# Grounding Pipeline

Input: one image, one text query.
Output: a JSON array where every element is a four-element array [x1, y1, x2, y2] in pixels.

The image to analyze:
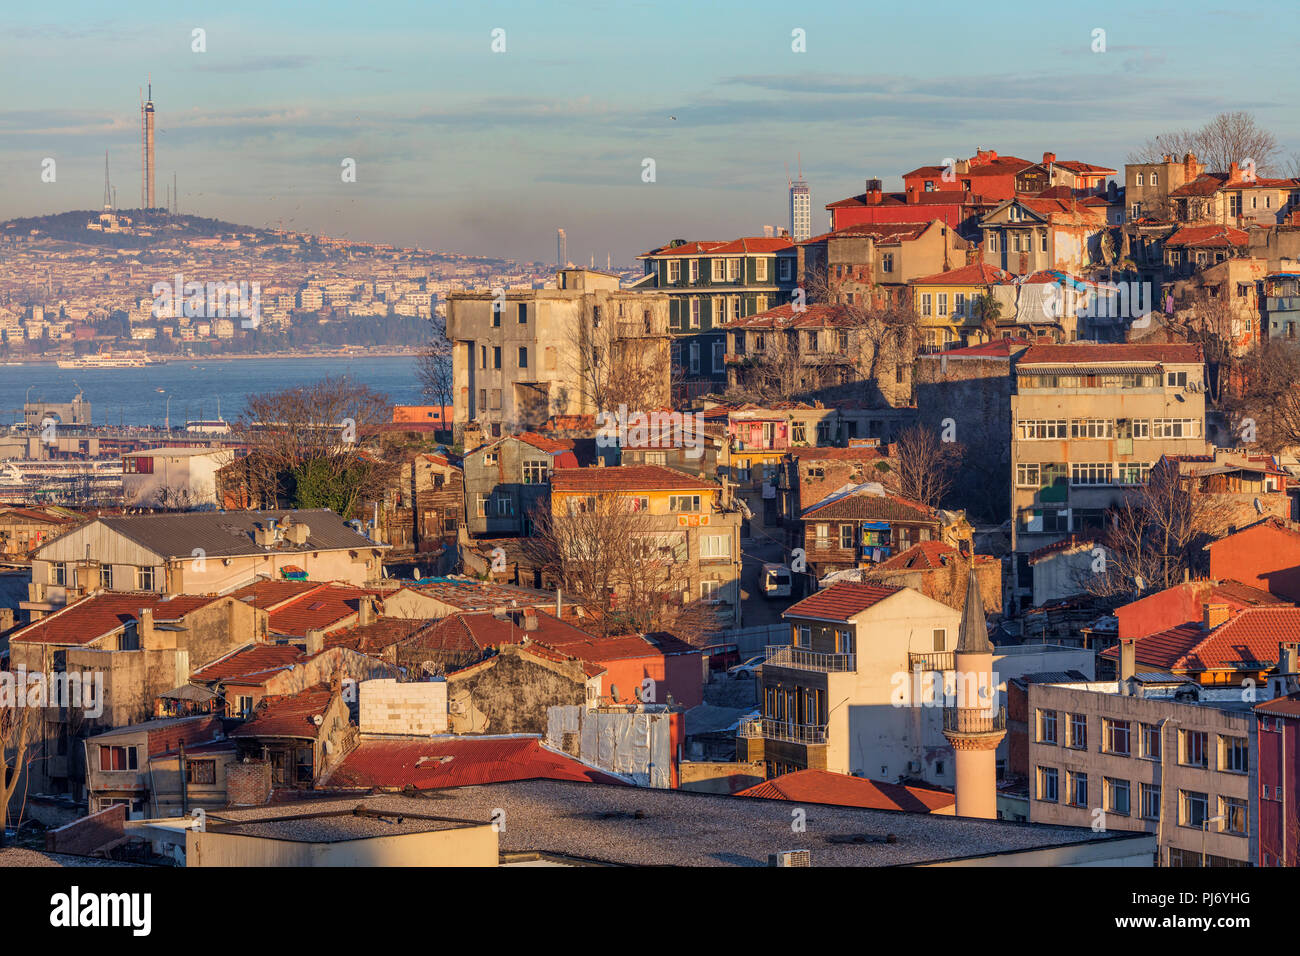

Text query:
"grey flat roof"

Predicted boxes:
[[95, 509, 381, 559], [206, 806, 482, 843], [209, 783, 1145, 866]]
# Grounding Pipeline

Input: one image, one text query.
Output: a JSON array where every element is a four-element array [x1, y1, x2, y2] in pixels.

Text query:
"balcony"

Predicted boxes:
[[743, 718, 828, 744], [765, 644, 855, 673], [942, 705, 1007, 736], [908, 651, 954, 672]]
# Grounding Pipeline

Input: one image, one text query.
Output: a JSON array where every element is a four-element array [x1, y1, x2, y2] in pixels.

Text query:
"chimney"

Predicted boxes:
[[555, 588, 562, 618], [1203, 603, 1232, 631], [523, 609, 538, 631], [137, 606, 156, 648], [1118, 638, 1136, 685], [1281, 641, 1299, 677], [1042, 151, 1056, 165], [358, 594, 375, 626], [305, 628, 325, 655], [1228, 161, 1241, 183], [866, 178, 883, 204], [1162, 154, 1173, 163]]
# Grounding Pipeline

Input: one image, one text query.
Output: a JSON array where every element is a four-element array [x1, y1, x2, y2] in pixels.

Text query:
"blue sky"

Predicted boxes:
[[2, 0, 1297, 264]]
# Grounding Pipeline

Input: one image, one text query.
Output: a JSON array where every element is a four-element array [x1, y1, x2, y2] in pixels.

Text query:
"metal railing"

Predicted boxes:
[[748, 718, 828, 745], [943, 705, 1007, 736], [765, 644, 855, 673], [908, 651, 954, 672]]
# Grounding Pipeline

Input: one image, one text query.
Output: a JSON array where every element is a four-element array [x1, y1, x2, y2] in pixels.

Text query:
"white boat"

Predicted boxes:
[[56, 354, 166, 369]]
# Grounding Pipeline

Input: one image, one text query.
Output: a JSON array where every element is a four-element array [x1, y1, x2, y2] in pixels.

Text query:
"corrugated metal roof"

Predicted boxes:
[[87, 509, 380, 560]]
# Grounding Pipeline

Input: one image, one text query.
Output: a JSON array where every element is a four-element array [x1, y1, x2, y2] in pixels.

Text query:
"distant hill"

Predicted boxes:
[[0, 209, 276, 249]]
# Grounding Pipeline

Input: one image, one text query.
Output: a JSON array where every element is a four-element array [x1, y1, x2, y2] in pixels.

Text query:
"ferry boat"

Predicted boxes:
[[56, 354, 166, 369]]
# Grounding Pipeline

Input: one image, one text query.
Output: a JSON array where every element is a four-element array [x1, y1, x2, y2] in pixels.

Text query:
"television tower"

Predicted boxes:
[[556, 228, 567, 269], [789, 155, 811, 242], [140, 77, 156, 209], [103, 152, 112, 210]]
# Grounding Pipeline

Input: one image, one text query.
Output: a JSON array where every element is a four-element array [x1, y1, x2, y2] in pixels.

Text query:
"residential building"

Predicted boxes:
[[1255, 646, 1300, 866], [798, 482, 946, 581], [84, 715, 234, 818], [978, 196, 1107, 277], [910, 263, 1015, 350], [1125, 153, 1207, 221], [228, 685, 355, 789], [635, 237, 798, 398], [24, 509, 385, 618], [460, 432, 579, 538], [121, 447, 234, 508], [797, 219, 970, 309], [1206, 520, 1300, 600], [1009, 343, 1209, 593], [445, 268, 671, 439]]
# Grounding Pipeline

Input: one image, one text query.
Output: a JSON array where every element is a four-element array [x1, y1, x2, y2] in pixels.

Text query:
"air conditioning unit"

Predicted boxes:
[[769, 849, 811, 867]]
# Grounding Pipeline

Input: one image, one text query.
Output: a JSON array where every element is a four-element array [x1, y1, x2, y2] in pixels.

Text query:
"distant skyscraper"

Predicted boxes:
[[556, 228, 567, 269], [789, 169, 811, 242], [140, 79, 156, 209]]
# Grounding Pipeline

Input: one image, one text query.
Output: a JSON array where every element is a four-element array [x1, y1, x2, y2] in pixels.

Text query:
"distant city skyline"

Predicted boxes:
[[3, 0, 1298, 264]]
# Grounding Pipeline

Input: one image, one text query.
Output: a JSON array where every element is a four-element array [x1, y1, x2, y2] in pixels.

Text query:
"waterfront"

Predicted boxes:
[[1, 355, 423, 427]]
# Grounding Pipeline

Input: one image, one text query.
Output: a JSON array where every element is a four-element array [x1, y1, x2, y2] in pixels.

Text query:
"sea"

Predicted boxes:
[[0, 355, 423, 428]]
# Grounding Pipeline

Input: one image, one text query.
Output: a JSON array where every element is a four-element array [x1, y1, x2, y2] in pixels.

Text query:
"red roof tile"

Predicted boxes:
[[912, 263, 1015, 285], [190, 644, 306, 682], [784, 582, 902, 622], [325, 736, 626, 790], [12, 592, 222, 646], [1165, 224, 1250, 248], [1018, 343, 1203, 365], [551, 465, 716, 493], [737, 769, 955, 813], [230, 687, 336, 740]]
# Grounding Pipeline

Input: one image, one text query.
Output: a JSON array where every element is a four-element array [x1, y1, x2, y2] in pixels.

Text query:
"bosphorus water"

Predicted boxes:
[[0, 355, 423, 427]]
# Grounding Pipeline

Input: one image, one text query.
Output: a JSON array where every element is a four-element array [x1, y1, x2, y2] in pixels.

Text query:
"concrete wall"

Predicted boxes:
[[187, 823, 498, 867], [45, 803, 126, 856], [678, 760, 765, 794]]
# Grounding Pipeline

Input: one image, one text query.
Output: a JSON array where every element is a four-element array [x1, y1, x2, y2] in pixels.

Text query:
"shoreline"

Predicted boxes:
[[3, 348, 422, 365]]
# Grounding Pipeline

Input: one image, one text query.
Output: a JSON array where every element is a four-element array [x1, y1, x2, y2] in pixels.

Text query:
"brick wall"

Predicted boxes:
[[45, 803, 125, 856], [359, 679, 448, 736], [226, 759, 272, 806]]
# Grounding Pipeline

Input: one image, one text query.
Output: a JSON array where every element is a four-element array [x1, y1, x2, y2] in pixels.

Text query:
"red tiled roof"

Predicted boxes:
[[228, 579, 324, 610], [414, 609, 598, 659], [551, 465, 715, 493], [12, 592, 222, 646], [1106, 605, 1300, 672], [190, 644, 306, 682], [784, 582, 902, 622], [1169, 174, 1228, 197], [513, 432, 575, 455], [802, 487, 935, 522], [737, 769, 955, 813], [924, 337, 1032, 358], [324, 618, 430, 654], [788, 445, 890, 462], [1028, 534, 1096, 564], [264, 583, 377, 638], [800, 222, 931, 245], [1256, 693, 1300, 718], [1018, 343, 1204, 365], [1165, 224, 1250, 248], [229, 687, 336, 740], [723, 303, 854, 330], [912, 263, 1015, 286], [639, 237, 793, 258], [874, 541, 980, 572], [325, 736, 627, 790]]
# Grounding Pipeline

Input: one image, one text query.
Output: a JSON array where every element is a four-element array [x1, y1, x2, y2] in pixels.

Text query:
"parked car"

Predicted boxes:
[[727, 655, 766, 679], [761, 562, 792, 598]]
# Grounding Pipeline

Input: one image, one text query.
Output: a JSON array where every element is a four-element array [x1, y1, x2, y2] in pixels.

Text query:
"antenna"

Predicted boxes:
[[785, 161, 791, 188], [797, 152, 803, 180]]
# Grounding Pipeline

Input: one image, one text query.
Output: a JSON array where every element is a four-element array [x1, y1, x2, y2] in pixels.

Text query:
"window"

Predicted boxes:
[[921, 294, 932, 316], [1067, 771, 1088, 807], [186, 760, 216, 785], [700, 535, 730, 559], [1180, 789, 1209, 828], [99, 745, 138, 772], [1070, 419, 1113, 439], [987, 234, 997, 252], [1181, 730, 1208, 768], [493, 495, 515, 517], [1015, 463, 1041, 488], [755, 258, 768, 281], [491, 305, 501, 327], [778, 258, 793, 281], [522, 460, 549, 484], [1104, 719, 1131, 756], [1166, 370, 1188, 388], [1116, 462, 1152, 485], [1220, 796, 1247, 835], [881, 253, 894, 274], [795, 624, 811, 647], [518, 346, 528, 368], [493, 347, 502, 369], [138, 566, 156, 590], [235, 695, 254, 718], [690, 299, 701, 329], [484, 452, 499, 466], [1037, 766, 1059, 802], [814, 523, 830, 549], [712, 341, 725, 372], [1017, 419, 1067, 440], [99, 565, 113, 589], [701, 580, 722, 603], [1220, 735, 1248, 773], [475, 493, 490, 517], [689, 342, 700, 373], [517, 302, 527, 324], [669, 495, 701, 513], [1150, 172, 1158, 186], [932, 628, 946, 652], [838, 524, 855, 550], [52, 562, 67, 586], [937, 294, 948, 316], [1140, 722, 1162, 759], [689, 259, 700, 282], [667, 260, 681, 282], [712, 258, 725, 281], [791, 421, 806, 444], [1038, 709, 1058, 744], [1135, 173, 1144, 186], [1068, 713, 1087, 749], [1105, 777, 1131, 815], [1071, 462, 1112, 486], [1040, 232, 1048, 253], [1153, 418, 1198, 439], [1140, 783, 1162, 820]]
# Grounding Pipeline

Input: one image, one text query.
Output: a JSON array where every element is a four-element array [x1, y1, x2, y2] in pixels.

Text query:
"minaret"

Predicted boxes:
[[942, 561, 1004, 819]]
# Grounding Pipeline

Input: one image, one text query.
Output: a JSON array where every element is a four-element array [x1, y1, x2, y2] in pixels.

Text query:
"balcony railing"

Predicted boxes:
[[942, 705, 1007, 736], [908, 651, 955, 672], [765, 644, 855, 673], [750, 718, 828, 745]]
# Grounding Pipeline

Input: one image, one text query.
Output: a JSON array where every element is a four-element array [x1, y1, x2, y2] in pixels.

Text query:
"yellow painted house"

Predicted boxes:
[[910, 262, 1015, 351]]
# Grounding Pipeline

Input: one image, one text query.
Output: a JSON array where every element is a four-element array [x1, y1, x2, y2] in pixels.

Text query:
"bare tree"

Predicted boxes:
[[0, 702, 34, 847], [1129, 111, 1281, 174], [417, 315, 454, 417], [1225, 341, 1300, 453], [560, 306, 671, 418], [522, 494, 723, 645], [884, 424, 962, 508], [1080, 459, 1235, 600], [723, 324, 834, 405], [1165, 288, 1240, 405], [232, 377, 398, 518]]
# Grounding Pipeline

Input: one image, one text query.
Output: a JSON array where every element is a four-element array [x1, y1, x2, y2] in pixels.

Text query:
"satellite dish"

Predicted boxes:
[[312, 714, 323, 725], [1255, 497, 1264, 514]]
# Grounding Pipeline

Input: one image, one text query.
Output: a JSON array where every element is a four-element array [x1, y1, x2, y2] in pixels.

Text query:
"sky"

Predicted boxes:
[[2, 0, 1298, 265]]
